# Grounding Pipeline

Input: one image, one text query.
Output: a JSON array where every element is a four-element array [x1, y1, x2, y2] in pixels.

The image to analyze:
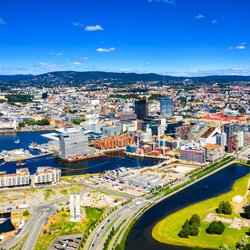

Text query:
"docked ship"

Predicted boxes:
[[65, 152, 104, 163]]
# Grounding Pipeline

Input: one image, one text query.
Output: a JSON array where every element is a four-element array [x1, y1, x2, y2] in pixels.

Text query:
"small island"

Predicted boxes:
[[152, 174, 250, 249]]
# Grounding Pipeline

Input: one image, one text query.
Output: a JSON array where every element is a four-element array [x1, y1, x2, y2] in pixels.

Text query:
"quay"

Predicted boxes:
[[0, 149, 53, 163]]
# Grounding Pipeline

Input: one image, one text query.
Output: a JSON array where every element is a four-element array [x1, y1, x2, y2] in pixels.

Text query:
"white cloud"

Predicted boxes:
[[148, 0, 175, 4], [72, 57, 89, 65], [34, 62, 63, 72], [119, 68, 133, 72], [164, 67, 250, 77], [96, 47, 116, 53], [73, 21, 84, 27], [194, 14, 205, 20], [0, 65, 27, 74], [0, 18, 6, 25], [49, 52, 63, 56], [229, 43, 247, 50], [212, 19, 218, 24], [85, 25, 104, 31]]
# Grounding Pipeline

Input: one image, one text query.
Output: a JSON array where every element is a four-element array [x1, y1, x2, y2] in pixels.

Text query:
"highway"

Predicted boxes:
[[83, 197, 151, 250], [22, 206, 56, 250], [1, 151, 246, 250], [1, 183, 135, 250], [237, 145, 250, 161], [2, 212, 40, 249]]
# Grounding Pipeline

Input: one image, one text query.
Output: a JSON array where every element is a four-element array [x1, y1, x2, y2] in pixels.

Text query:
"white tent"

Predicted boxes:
[[232, 195, 243, 203]]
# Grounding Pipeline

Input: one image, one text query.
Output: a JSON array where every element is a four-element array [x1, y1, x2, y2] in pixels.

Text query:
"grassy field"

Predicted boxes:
[[152, 174, 250, 249], [34, 207, 104, 250]]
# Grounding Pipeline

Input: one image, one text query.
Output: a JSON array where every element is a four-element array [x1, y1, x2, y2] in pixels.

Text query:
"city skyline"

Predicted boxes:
[[0, 0, 250, 76]]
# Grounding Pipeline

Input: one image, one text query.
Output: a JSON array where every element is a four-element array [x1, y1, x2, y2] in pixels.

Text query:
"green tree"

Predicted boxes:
[[244, 205, 250, 218], [243, 244, 250, 250], [206, 221, 225, 235], [18, 122, 25, 129], [216, 201, 232, 215], [178, 226, 190, 238], [189, 223, 199, 236], [182, 219, 190, 228], [190, 214, 201, 227], [23, 210, 29, 216], [223, 201, 232, 215]]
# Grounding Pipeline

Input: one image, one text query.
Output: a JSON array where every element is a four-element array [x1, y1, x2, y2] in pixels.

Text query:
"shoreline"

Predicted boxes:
[[0, 128, 55, 134], [152, 171, 250, 249], [119, 158, 240, 249]]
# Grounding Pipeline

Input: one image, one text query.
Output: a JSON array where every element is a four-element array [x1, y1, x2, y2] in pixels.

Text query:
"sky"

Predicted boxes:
[[0, 0, 250, 76]]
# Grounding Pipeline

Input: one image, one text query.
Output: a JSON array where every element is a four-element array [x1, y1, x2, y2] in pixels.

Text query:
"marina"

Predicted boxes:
[[0, 131, 160, 176]]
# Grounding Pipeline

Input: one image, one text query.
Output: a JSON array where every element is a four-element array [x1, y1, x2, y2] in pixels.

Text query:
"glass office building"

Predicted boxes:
[[160, 98, 173, 117], [134, 99, 148, 120]]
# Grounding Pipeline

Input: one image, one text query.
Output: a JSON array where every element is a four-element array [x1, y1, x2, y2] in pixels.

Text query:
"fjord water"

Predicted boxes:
[[125, 164, 250, 250], [0, 131, 158, 176], [0, 213, 15, 234]]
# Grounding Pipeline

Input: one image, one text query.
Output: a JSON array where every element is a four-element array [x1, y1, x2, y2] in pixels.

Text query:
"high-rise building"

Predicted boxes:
[[70, 195, 81, 222], [216, 132, 227, 147], [59, 130, 91, 160], [227, 135, 238, 153], [160, 98, 173, 117], [223, 123, 235, 141], [134, 99, 148, 120], [237, 131, 244, 148]]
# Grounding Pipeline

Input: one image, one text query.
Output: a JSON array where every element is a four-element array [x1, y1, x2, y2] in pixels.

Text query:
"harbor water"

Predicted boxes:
[[0, 131, 159, 176]]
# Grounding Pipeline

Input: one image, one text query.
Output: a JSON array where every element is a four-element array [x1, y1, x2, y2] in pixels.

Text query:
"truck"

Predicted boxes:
[[16, 204, 29, 209]]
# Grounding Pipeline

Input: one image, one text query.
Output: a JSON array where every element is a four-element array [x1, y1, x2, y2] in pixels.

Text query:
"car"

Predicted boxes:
[[107, 219, 110, 222], [101, 226, 104, 229], [92, 243, 94, 247]]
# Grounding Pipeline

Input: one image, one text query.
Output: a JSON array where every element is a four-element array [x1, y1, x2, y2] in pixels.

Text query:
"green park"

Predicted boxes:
[[152, 174, 250, 249]]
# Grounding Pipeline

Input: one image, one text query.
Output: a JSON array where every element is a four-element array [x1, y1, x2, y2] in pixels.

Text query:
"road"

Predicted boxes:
[[83, 197, 151, 250], [237, 145, 250, 161], [1, 183, 135, 250], [2, 212, 40, 249], [1, 152, 244, 250]]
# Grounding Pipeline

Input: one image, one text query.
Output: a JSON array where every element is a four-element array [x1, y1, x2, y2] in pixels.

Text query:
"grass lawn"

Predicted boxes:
[[34, 207, 104, 250], [152, 174, 250, 249]]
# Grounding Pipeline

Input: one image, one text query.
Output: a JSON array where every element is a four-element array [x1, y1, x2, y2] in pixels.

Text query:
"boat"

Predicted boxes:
[[14, 139, 20, 144], [0, 218, 7, 224], [28, 142, 37, 150], [16, 161, 27, 166], [0, 162, 6, 167]]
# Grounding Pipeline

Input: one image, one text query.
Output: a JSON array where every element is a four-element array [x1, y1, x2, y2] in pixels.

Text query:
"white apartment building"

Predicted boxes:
[[33, 166, 61, 186], [0, 168, 30, 188]]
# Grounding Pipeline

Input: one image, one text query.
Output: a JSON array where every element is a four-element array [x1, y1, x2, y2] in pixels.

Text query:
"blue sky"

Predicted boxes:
[[0, 0, 250, 76]]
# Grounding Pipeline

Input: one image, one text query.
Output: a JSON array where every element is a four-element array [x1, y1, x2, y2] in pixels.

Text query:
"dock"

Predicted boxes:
[[124, 151, 172, 160]]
